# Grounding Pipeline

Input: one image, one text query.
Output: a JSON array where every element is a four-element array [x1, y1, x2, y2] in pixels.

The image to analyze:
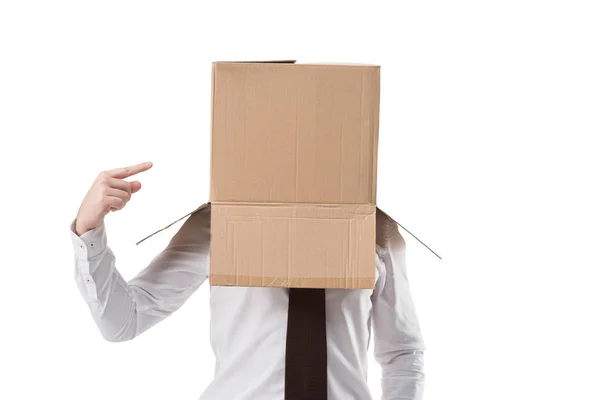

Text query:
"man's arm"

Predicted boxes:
[[70, 205, 210, 342], [371, 210, 426, 400]]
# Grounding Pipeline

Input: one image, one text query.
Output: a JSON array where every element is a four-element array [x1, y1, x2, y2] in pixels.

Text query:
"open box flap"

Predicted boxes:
[[135, 202, 210, 245], [135, 202, 441, 260], [214, 60, 296, 64], [377, 207, 442, 260]]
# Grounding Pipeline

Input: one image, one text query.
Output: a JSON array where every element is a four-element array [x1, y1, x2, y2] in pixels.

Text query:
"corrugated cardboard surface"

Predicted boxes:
[[210, 62, 380, 289], [210, 62, 380, 204], [211, 203, 376, 288]]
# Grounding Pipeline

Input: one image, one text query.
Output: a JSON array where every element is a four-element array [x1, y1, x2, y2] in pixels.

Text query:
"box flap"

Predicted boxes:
[[214, 60, 296, 64], [377, 207, 442, 260], [210, 203, 376, 288], [135, 202, 210, 245], [134, 203, 441, 260]]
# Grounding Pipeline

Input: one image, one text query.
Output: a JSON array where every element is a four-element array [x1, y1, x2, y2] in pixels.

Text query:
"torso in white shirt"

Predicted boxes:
[[200, 260, 382, 400]]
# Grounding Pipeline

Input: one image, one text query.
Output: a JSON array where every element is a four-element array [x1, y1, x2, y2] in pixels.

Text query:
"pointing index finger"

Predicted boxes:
[[109, 161, 153, 179]]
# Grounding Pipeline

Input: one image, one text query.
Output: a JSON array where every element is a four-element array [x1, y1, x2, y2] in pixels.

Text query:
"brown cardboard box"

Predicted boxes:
[[137, 61, 438, 289]]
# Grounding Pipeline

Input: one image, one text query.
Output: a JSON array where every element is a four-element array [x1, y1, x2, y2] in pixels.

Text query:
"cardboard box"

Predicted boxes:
[[137, 61, 439, 289]]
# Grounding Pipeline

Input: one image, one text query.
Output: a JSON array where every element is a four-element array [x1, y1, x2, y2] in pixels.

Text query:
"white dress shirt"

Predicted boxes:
[[70, 204, 425, 400]]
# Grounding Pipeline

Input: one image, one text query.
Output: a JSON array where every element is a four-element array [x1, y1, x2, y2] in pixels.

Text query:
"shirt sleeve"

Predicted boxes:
[[69, 205, 211, 342], [371, 210, 426, 400]]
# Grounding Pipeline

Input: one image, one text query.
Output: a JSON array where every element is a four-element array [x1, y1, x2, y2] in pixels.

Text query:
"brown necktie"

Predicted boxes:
[[284, 288, 328, 399]]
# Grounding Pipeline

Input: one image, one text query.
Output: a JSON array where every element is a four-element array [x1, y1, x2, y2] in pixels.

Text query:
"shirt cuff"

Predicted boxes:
[[70, 218, 107, 260]]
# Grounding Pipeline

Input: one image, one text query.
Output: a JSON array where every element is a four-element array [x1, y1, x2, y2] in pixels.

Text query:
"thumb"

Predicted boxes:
[[130, 181, 142, 193]]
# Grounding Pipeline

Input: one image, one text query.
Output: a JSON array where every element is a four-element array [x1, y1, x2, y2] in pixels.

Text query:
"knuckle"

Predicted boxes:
[[97, 171, 109, 183]]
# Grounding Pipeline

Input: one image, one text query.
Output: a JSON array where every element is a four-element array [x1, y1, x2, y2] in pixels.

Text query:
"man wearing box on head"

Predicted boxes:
[[71, 61, 429, 400]]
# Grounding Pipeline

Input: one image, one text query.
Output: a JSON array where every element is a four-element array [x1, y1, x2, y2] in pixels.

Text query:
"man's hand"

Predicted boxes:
[[75, 161, 153, 236]]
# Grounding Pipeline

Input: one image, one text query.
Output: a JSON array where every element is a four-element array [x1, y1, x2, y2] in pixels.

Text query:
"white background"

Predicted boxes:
[[1, 1, 599, 399]]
